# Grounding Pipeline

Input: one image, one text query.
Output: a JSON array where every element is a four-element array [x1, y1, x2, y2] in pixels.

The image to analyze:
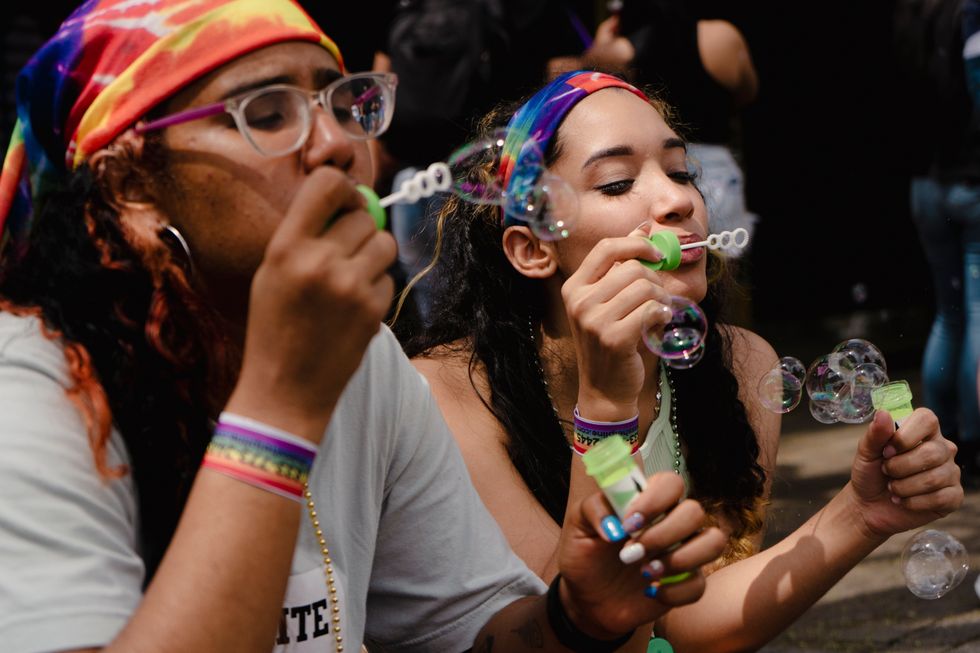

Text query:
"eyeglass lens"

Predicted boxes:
[[239, 77, 390, 155]]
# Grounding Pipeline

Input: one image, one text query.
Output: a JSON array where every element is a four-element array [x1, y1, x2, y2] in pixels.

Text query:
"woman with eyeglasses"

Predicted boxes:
[[399, 70, 965, 651], [0, 2, 730, 653]]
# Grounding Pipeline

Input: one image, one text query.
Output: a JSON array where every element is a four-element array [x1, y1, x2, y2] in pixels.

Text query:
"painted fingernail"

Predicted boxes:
[[619, 541, 645, 564], [641, 560, 665, 580], [622, 512, 645, 533], [600, 516, 626, 542], [883, 445, 897, 459], [644, 584, 659, 598], [658, 571, 693, 586]]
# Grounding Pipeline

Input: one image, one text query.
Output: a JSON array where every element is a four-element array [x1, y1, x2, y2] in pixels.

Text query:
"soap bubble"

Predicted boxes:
[[506, 171, 579, 241], [833, 338, 887, 374], [808, 399, 841, 424], [805, 354, 849, 404], [758, 356, 806, 414], [664, 341, 704, 370], [642, 297, 708, 369], [901, 530, 969, 600], [846, 363, 889, 421], [446, 129, 515, 205], [446, 131, 579, 240]]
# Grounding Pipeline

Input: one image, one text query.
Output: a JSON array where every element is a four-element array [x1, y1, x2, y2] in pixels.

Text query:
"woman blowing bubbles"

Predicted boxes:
[[399, 71, 964, 651], [0, 4, 726, 653]]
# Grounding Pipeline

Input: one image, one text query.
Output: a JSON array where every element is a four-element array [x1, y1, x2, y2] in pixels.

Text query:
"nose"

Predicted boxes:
[[650, 173, 697, 225], [302, 105, 356, 173]]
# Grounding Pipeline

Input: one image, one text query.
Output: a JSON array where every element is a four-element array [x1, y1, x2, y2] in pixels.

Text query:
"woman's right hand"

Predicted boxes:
[[561, 224, 669, 420], [228, 168, 397, 441]]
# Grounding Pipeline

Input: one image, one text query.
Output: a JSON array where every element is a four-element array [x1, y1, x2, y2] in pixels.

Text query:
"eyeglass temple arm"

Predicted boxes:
[[135, 102, 227, 133]]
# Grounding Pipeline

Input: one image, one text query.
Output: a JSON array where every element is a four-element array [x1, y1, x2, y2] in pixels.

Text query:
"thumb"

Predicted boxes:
[[856, 409, 896, 463]]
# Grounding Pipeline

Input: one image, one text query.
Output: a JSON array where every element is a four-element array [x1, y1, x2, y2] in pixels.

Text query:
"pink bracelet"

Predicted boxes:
[[201, 412, 318, 502]]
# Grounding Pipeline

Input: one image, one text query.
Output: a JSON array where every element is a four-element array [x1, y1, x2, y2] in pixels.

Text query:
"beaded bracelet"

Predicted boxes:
[[545, 574, 634, 652], [201, 412, 318, 503], [572, 406, 640, 455]]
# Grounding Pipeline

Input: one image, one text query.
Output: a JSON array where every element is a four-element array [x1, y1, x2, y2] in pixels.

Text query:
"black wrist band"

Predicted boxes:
[[545, 575, 635, 652]]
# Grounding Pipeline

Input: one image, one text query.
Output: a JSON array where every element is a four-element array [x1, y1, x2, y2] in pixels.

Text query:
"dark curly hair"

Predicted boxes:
[[0, 135, 233, 581], [396, 93, 767, 562]]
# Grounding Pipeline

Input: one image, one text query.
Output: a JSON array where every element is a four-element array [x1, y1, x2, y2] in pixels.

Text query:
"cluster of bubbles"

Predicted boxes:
[[901, 529, 970, 600], [756, 339, 890, 424], [640, 296, 708, 369], [446, 129, 578, 240]]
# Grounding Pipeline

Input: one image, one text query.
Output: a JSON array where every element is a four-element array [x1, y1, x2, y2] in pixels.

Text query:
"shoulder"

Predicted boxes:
[[721, 324, 781, 468], [697, 20, 758, 104], [0, 311, 71, 387], [722, 324, 777, 383], [411, 340, 509, 449]]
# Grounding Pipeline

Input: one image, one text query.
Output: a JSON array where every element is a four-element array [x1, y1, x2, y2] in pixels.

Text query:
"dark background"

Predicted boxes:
[[0, 0, 933, 372]]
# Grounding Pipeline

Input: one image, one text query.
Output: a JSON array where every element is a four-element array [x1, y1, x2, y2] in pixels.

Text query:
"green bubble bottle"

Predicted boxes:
[[582, 435, 646, 518]]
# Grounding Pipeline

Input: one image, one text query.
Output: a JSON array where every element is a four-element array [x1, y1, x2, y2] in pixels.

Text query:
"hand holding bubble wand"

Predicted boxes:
[[636, 228, 751, 369], [869, 381, 970, 601]]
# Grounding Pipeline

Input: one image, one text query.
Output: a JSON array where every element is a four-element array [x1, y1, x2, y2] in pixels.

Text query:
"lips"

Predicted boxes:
[[676, 233, 705, 265]]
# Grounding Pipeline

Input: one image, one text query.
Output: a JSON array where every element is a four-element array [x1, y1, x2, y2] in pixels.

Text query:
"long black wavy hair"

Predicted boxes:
[[396, 94, 768, 561], [0, 134, 232, 581]]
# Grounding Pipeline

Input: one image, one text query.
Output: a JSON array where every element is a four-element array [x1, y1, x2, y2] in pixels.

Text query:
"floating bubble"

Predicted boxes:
[[509, 171, 579, 241], [641, 297, 708, 368], [901, 529, 969, 600], [664, 341, 704, 370], [805, 354, 849, 404], [808, 399, 840, 424], [446, 129, 580, 239], [758, 367, 803, 413], [779, 356, 807, 384], [445, 129, 513, 204], [844, 362, 889, 422], [833, 338, 887, 374]]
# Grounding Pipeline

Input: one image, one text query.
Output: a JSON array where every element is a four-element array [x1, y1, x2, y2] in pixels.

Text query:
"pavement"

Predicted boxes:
[[757, 406, 980, 652]]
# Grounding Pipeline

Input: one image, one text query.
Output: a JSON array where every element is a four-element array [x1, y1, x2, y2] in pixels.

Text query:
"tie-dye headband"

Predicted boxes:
[[499, 70, 646, 226], [0, 0, 342, 258]]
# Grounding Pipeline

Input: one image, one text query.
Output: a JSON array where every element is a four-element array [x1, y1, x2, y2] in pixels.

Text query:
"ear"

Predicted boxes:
[[88, 129, 161, 210], [502, 224, 558, 279], [88, 129, 170, 240]]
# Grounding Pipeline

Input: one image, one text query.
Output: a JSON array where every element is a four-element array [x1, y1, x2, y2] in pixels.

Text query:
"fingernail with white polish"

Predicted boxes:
[[619, 541, 645, 564]]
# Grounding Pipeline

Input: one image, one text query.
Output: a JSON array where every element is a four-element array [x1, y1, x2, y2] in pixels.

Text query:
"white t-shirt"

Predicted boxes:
[[0, 313, 545, 653]]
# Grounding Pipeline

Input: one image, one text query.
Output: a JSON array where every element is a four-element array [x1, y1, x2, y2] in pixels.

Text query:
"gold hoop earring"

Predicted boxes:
[[159, 224, 194, 273]]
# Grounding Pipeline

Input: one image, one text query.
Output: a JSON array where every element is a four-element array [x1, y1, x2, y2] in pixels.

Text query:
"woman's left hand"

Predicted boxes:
[[849, 408, 963, 539], [555, 473, 727, 639]]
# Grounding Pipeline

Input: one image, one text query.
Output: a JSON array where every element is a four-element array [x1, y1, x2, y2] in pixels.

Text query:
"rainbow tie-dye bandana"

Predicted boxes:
[[499, 70, 646, 227], [0, 0, 342, 259]]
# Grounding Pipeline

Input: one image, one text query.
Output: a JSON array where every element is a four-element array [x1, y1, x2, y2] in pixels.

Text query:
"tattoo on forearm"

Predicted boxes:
[[512, 619, 544, 648]]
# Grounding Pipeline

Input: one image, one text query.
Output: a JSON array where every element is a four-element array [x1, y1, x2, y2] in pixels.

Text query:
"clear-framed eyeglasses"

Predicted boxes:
[[135, 72, 398, 157]]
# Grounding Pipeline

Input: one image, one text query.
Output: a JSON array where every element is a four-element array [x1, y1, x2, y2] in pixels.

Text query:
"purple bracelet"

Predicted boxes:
[[572, 406, 640, 455]]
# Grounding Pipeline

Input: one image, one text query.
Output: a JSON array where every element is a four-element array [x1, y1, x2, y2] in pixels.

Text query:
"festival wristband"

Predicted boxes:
[[201, 412, 318, 503], [573, 406, 640, 455], [545, 575, 635, 652]]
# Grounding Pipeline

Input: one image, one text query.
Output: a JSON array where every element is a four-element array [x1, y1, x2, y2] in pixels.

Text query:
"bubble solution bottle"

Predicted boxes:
[[582, 435, 647, 519]]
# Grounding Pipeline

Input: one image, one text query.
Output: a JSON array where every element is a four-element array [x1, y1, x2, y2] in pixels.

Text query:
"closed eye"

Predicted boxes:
[[596, 179, 634, 196]]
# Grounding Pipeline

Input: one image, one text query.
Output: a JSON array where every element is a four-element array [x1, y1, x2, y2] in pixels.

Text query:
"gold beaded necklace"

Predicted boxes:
[[303, 483, 345, 653]]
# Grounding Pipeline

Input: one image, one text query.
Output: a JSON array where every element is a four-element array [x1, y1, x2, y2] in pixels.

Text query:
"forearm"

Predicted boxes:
[[657, 484, 884, 652], [105, 471, 301, 652], [106, 403, 331, 653]]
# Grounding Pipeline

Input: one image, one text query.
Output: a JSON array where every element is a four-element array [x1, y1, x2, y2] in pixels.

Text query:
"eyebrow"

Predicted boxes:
[[581, 138, 688, 170], [219, 68, 342, 101]]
